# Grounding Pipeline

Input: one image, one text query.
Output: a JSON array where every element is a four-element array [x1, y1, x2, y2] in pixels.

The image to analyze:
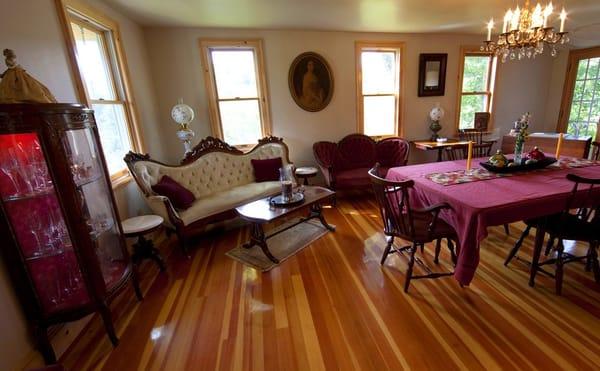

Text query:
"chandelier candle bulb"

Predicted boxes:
[[466, 141, 473, 170], [555, 132, 564, 159], [559, 8, 567, 32], [487, 19, 494, 41], [511, 6, 520, 31], [543, 3, 553, 27], [503, 10, 512, 33], [532, 4, 543, 28]]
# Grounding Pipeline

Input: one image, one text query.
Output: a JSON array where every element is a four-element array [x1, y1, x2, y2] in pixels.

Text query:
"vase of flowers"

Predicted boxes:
[[513, 112, 530, 164]]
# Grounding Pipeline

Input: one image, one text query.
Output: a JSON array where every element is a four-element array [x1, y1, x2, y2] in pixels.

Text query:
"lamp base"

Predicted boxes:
[[176, 127, 195, 155]]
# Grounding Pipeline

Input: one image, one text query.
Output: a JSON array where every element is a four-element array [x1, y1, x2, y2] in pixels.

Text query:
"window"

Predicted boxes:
[[200, 40, 271, 146], [456, 48, 497, 131], [57, 0, 143, 184], [558, 47, 600, 139], [355, 42, 404, 137]]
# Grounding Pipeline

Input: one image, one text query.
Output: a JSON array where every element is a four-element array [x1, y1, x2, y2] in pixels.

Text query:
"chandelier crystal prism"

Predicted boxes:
[[481, 1, 569, 62]]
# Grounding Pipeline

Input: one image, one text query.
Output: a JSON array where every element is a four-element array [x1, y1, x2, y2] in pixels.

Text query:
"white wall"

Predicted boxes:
[[494, 54, 555, 134], [0, 0, 160, 369], [144, 27, 557, 166]]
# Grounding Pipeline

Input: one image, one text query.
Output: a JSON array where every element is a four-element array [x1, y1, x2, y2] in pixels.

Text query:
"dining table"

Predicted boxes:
[[386, 157, 600, 286]]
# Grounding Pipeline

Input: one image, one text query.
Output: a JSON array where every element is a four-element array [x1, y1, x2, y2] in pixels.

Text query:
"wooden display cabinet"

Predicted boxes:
[[0, 104, 142, 364]]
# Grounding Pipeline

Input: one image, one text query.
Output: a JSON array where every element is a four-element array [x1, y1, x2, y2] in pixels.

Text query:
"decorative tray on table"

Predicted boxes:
[[269, 192, 305, 207], [479, 157, 557, 173]]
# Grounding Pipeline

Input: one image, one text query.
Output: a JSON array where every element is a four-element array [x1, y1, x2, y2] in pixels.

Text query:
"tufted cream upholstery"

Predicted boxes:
[[130, 142, 291, 226]]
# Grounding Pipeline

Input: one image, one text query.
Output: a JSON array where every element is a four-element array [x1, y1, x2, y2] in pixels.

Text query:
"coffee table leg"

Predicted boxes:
[[245, 223, 279, 264], [310, 204, 336, 231]]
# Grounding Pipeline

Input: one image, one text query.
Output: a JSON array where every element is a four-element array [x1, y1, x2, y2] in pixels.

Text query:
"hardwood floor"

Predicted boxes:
[[60, 196, 600, 370]]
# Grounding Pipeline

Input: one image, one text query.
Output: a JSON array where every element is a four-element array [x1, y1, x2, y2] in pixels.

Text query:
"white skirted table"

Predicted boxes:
[[121, 215, 166, 271]]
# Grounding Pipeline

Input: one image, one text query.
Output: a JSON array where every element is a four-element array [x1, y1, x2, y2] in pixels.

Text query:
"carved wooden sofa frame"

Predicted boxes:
[[124, 136, 293, 255]]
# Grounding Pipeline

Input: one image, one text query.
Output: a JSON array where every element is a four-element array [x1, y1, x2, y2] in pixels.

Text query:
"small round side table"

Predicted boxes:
[[122, 215, 166, 272], [295, 166, 318, 185]]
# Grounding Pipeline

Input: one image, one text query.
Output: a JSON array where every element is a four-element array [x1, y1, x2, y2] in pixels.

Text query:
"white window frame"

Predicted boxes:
[[56, 0, 144, 188], [199, 39, 272, 147], [355, 41, 405, 138]]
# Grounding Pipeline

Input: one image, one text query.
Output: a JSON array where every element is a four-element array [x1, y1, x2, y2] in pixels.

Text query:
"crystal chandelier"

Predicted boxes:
[[482, 1, 570, 62]]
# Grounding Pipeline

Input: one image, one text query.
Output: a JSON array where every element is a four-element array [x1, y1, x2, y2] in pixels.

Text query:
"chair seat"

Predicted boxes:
[[525, 213, 598, 242], [389, 212, 457, 243]]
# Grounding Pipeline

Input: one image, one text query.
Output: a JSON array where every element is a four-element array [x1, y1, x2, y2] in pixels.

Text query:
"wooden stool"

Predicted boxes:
[[122, 215, 166, 271], [295, 166, 318, 185]]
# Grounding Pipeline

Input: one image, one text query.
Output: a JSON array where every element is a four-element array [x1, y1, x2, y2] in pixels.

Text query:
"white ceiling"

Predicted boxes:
[[103, 0, 600, 43]]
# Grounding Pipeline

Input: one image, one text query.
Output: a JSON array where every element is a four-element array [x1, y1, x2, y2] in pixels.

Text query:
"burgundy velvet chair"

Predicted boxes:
[[313, 134, 409, 190]]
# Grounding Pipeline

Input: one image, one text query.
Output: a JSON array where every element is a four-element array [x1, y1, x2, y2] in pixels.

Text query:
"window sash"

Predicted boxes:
[[355, 42, 403, 137], [456, 49, 496, 131], [59, 1, 143, 183], [558, 47, 600, 137], [200, 40, 271, 146]]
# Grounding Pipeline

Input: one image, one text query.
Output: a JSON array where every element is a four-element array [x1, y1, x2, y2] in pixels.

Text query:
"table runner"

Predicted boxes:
[[387, 157, 600, 286], [425, 158, 598, 186]]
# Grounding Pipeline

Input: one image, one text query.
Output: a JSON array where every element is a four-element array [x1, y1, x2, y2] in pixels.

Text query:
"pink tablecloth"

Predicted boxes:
[[386, 158, 600, 285]]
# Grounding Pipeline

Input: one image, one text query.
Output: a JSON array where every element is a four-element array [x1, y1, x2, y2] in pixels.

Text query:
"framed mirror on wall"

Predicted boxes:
[[418, 53, 447, 97]]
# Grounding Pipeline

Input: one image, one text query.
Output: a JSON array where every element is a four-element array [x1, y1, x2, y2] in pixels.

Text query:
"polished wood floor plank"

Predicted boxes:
[[57, 196, 600, 370]]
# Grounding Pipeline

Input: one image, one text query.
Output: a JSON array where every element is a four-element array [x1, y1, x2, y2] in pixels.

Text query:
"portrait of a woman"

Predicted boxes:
[[289, 52, 333, 112]]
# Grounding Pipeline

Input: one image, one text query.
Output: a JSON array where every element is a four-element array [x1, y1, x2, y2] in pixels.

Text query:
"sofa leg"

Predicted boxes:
[[177, 233, 191, 259]]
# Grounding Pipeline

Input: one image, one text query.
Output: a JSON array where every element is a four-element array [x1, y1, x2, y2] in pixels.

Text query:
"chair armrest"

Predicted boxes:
[[313, 141, 338, 187], [146, 195, 183, 230], [413, 202, 453, 238], [413, 202, 452, 215]]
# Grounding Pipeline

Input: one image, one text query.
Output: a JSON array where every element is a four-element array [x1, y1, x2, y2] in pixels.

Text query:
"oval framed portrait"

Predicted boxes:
[[288, 52, 334, 112]]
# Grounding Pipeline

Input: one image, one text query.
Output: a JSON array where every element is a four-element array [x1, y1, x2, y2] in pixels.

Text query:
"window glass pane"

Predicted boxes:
[[363, 96, 395, 136], [462, 56, 490, 92], [211, 50, 258, 99], [588, 58, 600, 79], [70, 22, 116, 100], [361, 51, 396, 94], [91, 103, 131, 174], [573, 80, 585, 101], [219, 100, 262, 145], [576, 59, 589, 80], [459, 95, 486, 129]]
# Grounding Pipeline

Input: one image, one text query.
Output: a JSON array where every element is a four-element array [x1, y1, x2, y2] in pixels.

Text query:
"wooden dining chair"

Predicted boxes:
[[591, 141, 599, 161], [507, 174, 600, 295], [368, 164, 458, 292], [441, 142, 494, 161]]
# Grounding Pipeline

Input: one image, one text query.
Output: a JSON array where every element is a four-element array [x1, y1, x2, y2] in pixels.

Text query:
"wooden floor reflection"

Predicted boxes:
[[61, 196, 600, 370]]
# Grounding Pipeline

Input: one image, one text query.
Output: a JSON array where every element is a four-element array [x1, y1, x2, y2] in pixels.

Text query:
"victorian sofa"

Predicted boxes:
[[124, 136, 294, 254], [313, 134, 410, 190]]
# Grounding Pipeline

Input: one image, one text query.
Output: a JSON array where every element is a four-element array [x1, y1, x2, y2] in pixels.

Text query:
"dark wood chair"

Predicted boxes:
[[591, 141, 599, 160], [506, 174, 600, 295], [441, 142, 493, 161], [368, 164, 458, 292]]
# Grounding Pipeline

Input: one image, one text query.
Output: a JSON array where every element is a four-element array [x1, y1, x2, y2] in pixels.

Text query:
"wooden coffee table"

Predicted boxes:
[[235, 186, 336, 263]]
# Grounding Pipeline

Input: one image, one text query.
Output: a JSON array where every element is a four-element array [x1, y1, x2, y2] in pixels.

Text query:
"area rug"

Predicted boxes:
[[226, 218, 333, 272]]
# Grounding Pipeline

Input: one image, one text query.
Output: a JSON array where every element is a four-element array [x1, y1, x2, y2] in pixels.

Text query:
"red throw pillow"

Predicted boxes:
[[151, 175, 196, 210], [251, 157, 283, 182]]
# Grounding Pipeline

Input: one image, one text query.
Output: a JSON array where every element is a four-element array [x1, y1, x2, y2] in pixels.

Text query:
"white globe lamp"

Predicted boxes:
[[429, 103, 445, 141], [171, 99, 195, 155]]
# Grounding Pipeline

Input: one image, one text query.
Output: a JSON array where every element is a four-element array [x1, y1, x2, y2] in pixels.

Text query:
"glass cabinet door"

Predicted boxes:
[[0, 133, 90, 315], [62, 128, 127, 290]]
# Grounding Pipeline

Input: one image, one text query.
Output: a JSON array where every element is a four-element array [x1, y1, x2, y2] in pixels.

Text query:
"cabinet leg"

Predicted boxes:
[[35, 324, 56, 365], [99, 303, 119, 346]]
